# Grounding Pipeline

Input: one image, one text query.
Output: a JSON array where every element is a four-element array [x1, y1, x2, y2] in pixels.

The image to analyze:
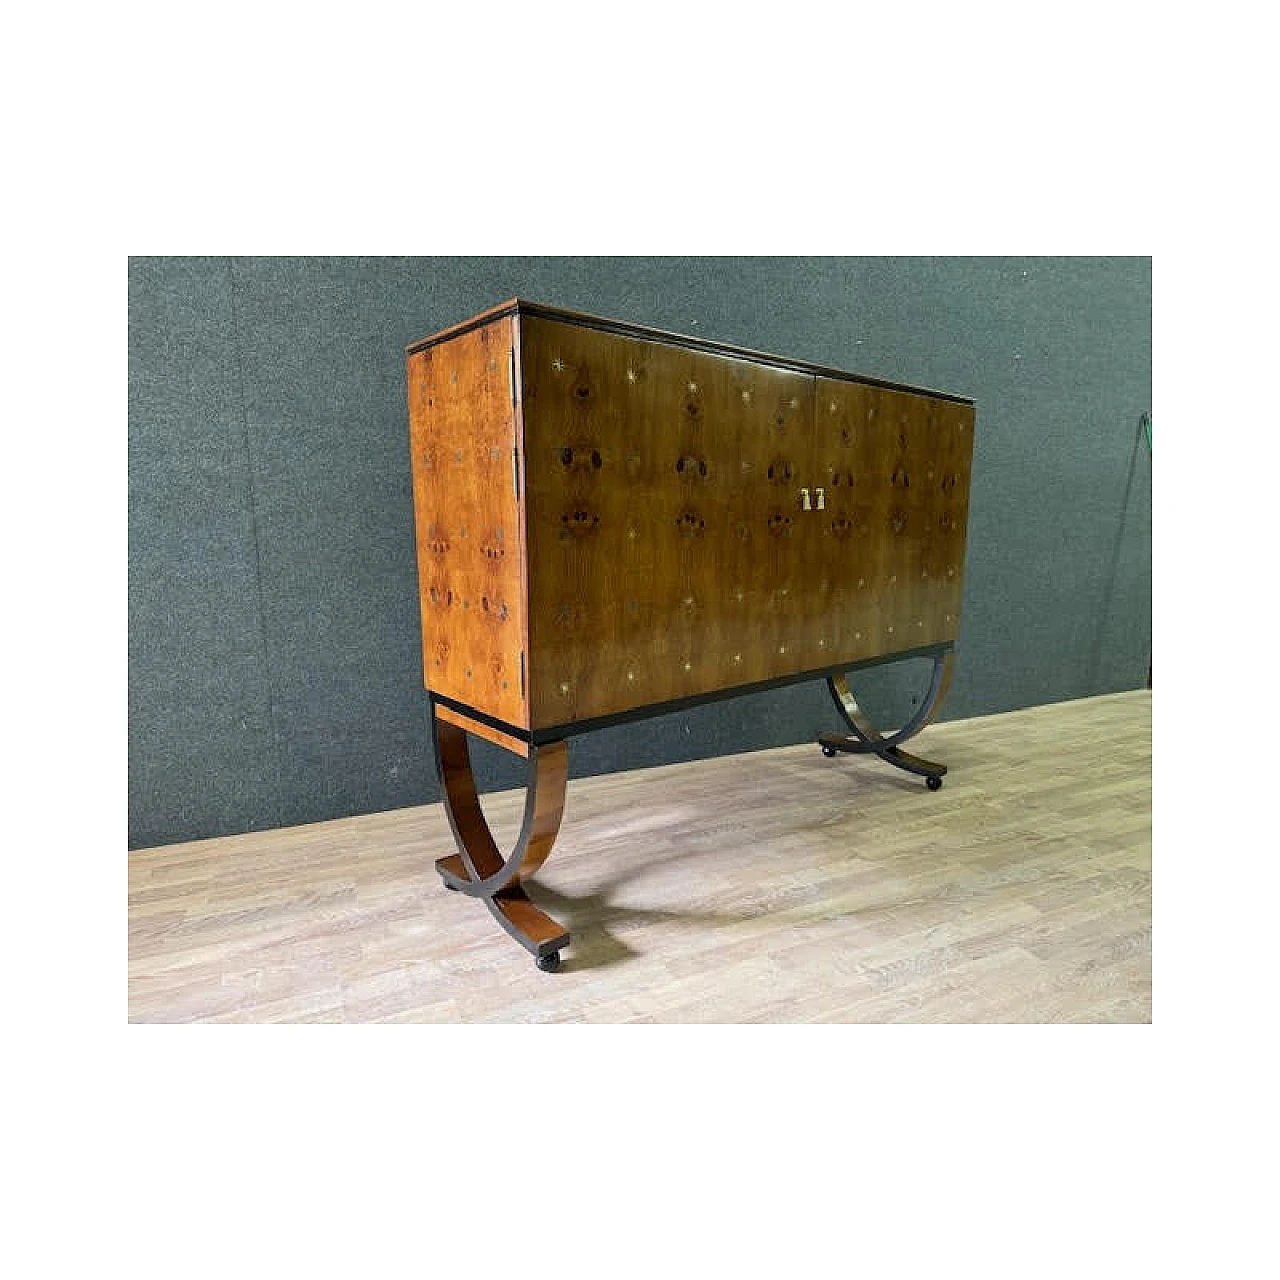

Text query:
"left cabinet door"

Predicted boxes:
[[407, 315, 529, 731], [519, 314, 818, 729]]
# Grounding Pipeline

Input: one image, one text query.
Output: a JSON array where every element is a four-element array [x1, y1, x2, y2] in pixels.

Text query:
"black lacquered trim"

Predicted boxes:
[[407, 298, 976, 405], [429, 643, 955, 748], [429, 693, 533, 745]]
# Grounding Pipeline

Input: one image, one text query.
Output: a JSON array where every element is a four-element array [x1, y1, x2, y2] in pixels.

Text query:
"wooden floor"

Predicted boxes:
[[128, 690, 1151, 1023]]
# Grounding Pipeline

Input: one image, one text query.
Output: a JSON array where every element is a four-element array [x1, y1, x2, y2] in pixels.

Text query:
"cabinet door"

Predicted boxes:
[[519, 315, 816, 729], [812, 377, 975, 664]]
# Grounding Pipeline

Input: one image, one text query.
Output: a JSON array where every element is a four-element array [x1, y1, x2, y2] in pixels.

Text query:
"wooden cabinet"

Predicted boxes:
[[406, 299, 976, 968]]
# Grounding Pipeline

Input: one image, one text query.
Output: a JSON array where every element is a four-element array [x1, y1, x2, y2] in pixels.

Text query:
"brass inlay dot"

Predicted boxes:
[[778, 644, 787, 655], [683, 660, 692, 672], [559, 682, 571, 696], [732, 653, 742, 663], [552, 358, 565, 373], [626, 670, 636, 682], [789, 397, 800, 410], [741, 389, 752, 404], [855, 631, 862, 640], [889, 574, 896, 584], [887, 625, 895, 634], [688, 381, 699, 394], [818, 638, 827, 649], [948, 567, 955, 577], [857, 577, 865, 588], [628, 528, 638, 540], [829, 401, 838, 414], [626, 368, 637, 383]]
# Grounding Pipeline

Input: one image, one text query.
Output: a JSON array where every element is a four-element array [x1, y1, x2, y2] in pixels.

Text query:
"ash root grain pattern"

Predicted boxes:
[[128, 691, 1151, 1023], [406, 300, 975, 738]]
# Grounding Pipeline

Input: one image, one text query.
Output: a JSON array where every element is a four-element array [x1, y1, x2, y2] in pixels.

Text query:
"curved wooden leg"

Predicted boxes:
[[817, 649, 955, 788], [431, 707, 570, 968]]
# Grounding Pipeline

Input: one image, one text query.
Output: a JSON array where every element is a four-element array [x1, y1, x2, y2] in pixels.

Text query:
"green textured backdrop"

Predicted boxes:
[[128, 256, 1151, 849]]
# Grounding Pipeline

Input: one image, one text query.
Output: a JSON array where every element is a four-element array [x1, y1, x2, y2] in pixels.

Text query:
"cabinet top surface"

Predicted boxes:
[[406, 298, 975, 406]]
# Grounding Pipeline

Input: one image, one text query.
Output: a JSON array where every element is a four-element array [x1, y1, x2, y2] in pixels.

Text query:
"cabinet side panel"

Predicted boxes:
[[521, 315, 818, 729], [407, 316, 529, 730], [814, 379, 974, 658]]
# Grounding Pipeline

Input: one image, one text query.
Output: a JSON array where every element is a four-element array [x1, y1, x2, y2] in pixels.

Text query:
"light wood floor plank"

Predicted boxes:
[[129, 690, 1151, 1022]]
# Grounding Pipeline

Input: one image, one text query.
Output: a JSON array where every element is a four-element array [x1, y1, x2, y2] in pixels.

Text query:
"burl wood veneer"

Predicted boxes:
[[407, 299, 976, 969]]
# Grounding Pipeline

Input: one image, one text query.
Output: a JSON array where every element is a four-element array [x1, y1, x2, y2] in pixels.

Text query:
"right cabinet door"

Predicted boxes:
[[810, 377, 975, 666]]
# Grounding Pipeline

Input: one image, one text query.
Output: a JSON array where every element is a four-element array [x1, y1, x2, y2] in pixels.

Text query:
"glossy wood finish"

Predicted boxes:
[[435, 702, 529, 758], [408, 298, 974, 405], [407, 300, 976, 736], [521, 314, 817, 727], [406, 301, 976, 966], [433, 711, 569, 959], [812, 378, 974, 663], [517, 315, 975, 728], [818, 650, 956, 781], [407, 315, 529, 734]]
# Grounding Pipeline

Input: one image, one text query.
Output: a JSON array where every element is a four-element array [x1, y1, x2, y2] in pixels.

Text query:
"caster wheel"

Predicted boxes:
[[821, 745, 838, 758], [536, 951, 561, 973], [926, 775, 943, 792]]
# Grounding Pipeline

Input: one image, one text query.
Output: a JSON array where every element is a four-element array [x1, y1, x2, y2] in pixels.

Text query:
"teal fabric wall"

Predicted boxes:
[[128, 257, 1151, 849]]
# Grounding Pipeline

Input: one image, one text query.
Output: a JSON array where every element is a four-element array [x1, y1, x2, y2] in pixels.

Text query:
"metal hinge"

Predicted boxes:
[[519, 651, 526, 700], [512, 447, 521, 499], [508, 347, 517, 407]]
